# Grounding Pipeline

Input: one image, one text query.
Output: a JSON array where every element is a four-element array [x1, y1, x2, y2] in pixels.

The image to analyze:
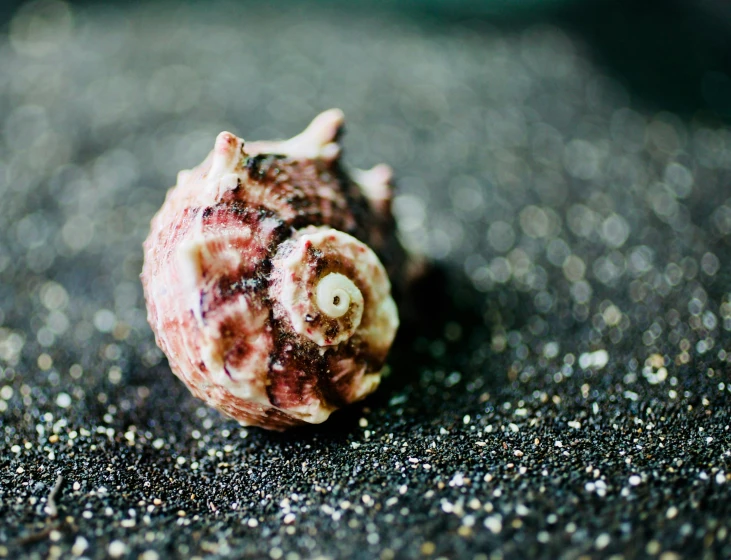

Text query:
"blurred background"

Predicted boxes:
[[2, 0, 731, 558], [1, 0, 730, 342]]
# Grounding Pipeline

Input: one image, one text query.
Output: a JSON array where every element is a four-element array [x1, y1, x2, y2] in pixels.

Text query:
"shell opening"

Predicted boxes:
[[316, 273, 360, 319]]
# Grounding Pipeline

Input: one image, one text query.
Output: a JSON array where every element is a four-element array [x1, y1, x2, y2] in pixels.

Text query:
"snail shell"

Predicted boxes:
[[141, 110, 401, 430]]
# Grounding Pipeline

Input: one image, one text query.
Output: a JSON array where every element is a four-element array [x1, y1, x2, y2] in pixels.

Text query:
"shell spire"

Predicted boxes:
[[141, 110, 403, 430]]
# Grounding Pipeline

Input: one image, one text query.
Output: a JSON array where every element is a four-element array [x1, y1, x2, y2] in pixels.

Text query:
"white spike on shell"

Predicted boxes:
[[141, 110, 402, 430]]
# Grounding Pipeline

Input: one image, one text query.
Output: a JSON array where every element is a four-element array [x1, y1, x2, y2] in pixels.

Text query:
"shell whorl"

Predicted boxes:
[[141, 110, 401, 430], [317, 273, 360, 320], [269, 227, 396, 348]]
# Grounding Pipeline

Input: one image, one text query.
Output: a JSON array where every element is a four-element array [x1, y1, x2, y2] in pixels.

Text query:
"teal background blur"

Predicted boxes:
[[3, 0, 730, 118]]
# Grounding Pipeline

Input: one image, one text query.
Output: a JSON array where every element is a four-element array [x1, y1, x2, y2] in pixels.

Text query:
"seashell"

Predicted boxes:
[[141, 110, 402, 430]]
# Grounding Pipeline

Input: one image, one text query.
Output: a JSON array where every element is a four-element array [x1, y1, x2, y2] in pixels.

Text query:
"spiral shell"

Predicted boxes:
[[141, 110, 401, 429]]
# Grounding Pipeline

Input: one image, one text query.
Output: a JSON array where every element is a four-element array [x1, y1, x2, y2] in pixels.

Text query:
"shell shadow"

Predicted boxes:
[[265, 263, 517, 443]]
